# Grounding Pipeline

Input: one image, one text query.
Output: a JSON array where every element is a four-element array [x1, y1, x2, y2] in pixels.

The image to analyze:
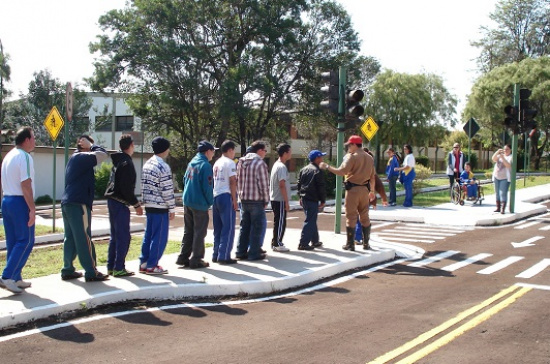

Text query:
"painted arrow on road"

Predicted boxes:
[[511, 236, 544, 248]]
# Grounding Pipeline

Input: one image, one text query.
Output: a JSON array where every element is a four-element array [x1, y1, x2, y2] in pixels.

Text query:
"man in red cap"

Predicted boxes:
[[320, 135, 376, 250]]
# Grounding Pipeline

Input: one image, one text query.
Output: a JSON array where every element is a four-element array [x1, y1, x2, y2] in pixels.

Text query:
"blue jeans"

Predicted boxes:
[[237, 201, 266, 259], [494, 178, 510, 202], [388, 176, 397, 205], [107, 199, 131, 271], [402, 169, 416, 207], [299, 199, 320, 246], [1, 196, 35, 281]]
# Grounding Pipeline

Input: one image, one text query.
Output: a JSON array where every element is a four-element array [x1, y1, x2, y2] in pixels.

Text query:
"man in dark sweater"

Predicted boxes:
[[60, 135, 109, 282], [105, 134, 143, 277], [297, 150, 327, 250]]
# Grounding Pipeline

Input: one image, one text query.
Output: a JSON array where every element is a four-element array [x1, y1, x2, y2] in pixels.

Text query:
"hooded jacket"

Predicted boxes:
[[182, 152, 214, 211], [236, 152, 269, 203], [104, 151, 140, 207]]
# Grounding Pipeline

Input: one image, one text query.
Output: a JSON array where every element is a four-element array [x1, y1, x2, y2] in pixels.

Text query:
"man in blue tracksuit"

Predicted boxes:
[[176, 140, 216, 269], [385, 147, 400, 206]]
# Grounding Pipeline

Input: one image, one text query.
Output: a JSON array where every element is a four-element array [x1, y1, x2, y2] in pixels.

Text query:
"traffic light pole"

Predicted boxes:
[[334, 66, 347, 234], [509, 84, 520, 213]]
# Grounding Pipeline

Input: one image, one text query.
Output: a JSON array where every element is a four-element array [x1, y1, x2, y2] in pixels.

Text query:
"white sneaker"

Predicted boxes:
[[1, 279, 23, 294], [272, 245, 290, 252], [16, 280, 32, 289]]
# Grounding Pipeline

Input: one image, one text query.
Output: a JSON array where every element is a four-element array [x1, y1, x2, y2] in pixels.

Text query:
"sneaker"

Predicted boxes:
[[354, 240, 362, 245], [272, 245, 290, 252], [107, 270, 113, 276], [16, 280, 32, 289], [312, 241, 323, 248], [113, 269, 135, 277], [139, 263, 147, 273], [189, 260, 210, 269], [297, 245, 315, 251], [61, 271, 84, 281], [1, 279, 23, 294], [0, 278, 5, 289], [145, 266, 168, 275], [217, 259, 238, 265], [85, 272, 110, 282]]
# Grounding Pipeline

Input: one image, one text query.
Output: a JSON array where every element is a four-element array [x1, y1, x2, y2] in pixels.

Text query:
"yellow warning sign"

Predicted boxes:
[[43, 106, 65, 141], [360, 116, 379, 141]]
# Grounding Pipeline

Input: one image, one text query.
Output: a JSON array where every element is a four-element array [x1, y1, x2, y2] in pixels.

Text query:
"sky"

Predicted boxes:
[[0, 0, 498, 120]]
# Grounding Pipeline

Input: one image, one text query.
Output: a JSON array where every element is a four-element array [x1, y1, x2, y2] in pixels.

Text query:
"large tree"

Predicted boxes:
[[463, 56, 550, 169], [4, 70, 92, 146], [87, 0, 361, 163], [472, 0, 550, 73], [0, 39, 11, 150]]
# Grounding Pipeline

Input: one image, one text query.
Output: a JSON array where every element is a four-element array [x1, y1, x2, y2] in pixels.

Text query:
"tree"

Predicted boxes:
[[4, 70, 92, 146], [472, 0, 550, 73], [463, 56, 550, 169], [0, 38, 11, 150], [366, 70, 457, 149], [87, 0, 361, 164]]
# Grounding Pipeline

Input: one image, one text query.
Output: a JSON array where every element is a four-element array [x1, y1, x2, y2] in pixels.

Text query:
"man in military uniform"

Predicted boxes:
[[320, 135, 376, 250]]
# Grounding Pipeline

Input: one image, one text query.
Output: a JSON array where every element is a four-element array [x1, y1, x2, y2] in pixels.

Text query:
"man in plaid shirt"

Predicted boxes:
[[235, 140, 269, 261]]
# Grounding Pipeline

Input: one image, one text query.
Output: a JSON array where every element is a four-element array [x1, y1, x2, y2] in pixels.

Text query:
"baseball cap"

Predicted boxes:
[[345, 135, 363, 145], [308, 150, 327, 161], [197, 140, 219, 152]]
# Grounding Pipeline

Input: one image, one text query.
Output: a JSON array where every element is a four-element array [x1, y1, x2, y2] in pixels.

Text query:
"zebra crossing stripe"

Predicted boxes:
[[397, 226, 462, 235], [516, 258, 550, 279], [514, 221, 541, 230], [375, 236, 436, 244], [392, 228, 457, 237], [440, 253, 493, 272], [477, 256, 524, 275], [376, 232, 445, 239], [408, 250, 460, 268], [538, 225, 550, 231]]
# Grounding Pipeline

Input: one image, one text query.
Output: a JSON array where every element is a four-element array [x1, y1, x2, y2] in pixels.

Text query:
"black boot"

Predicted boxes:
[[494, 200, 501, 213], [343, 227, 355, 251], [362, 225, 372, 250], [501, 202, 506, 214]]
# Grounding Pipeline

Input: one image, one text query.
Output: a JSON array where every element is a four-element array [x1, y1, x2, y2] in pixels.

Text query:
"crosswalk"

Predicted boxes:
[[408, 250, 550, 279], [514, 212, 550, 231], [373, 223, 469, 244]]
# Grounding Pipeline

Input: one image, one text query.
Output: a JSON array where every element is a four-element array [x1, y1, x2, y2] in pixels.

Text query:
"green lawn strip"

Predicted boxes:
[[0, 237, 206, 279], [0, 225, 62, 240]]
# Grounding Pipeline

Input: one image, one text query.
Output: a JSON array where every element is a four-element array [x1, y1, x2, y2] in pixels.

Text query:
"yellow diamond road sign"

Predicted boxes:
[[360, 116, 379, 141], [44, 106, 65, 141]]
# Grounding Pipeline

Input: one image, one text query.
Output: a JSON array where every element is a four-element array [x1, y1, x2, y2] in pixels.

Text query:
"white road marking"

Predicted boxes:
[[516, 258, 550, 279], [477, 256, 524, 275], [376, 232, 445, 239], [514, 221, 541, 230], [440, 253, 493, 272], [408, 250, 461, 268], [511, 236, 544, 248], [538, 225, 550, 231]]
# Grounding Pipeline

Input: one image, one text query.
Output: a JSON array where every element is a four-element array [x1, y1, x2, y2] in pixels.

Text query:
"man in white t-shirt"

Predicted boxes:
[[269, 143, 292, 252], [0, 127, 36, 294], [212, 140, 238, 264]]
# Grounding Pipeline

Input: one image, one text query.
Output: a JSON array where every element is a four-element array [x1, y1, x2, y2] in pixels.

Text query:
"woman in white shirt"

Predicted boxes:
[[395, 144, 416, 207], [491, 144, 512, 214]]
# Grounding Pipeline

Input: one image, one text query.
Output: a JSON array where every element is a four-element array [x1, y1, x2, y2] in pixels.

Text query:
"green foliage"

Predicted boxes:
[[464, 152, 478, 170], [94, 162, 113, 198], [324, 170, 337, 198], [413, 164, 433, 195], [35, 194, 53, 204], [415, 155, 429, 167]]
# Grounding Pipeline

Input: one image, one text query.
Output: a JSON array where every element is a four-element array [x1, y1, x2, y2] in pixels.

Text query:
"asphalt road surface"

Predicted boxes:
[[9, 204, 550, 363]]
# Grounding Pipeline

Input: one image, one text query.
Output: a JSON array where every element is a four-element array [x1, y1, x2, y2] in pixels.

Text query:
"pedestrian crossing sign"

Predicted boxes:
[[43, 106, 65, 141], [360, 116, 379, 141]]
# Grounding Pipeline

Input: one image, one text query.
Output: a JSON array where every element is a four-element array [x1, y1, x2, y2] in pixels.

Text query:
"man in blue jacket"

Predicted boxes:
[[176, 140, 217, 269]]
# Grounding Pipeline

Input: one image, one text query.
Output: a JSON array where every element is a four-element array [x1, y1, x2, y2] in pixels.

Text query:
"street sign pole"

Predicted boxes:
[[334, 66, 346, 234], [510, 84, 520, 213], [44, 106, 65, 232], [52, 140, 57, 232], [65, 83, 73, 167]]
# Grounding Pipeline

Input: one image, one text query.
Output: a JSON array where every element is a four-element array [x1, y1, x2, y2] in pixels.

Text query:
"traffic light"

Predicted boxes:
[[503, 104, 519, 134], [320, 70, 339, 115], [345, 89, 364, 119], [519, 88, 537, 134]]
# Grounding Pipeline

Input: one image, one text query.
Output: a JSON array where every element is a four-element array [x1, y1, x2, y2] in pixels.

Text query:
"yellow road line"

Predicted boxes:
[[367, 285, 522, 364], [396, 286, 531, 364]]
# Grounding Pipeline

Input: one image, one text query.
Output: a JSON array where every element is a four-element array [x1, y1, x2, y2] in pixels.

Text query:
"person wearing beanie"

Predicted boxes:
[[319, 135, 376, 251], [104, 134, 143, 277], [139, 136, 176, 275], [176, 140, 217, 269], [60, 135, 109, 282]]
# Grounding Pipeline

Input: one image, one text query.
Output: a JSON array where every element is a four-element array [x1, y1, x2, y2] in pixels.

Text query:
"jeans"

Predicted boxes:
[[494, 178, 510, 202], [237, 201, 266, 259], [299, 199, 320, 247], [388, 176, 397, 205], [402, 169, 416, 207]]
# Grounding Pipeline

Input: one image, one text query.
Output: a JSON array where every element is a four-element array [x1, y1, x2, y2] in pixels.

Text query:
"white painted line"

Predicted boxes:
[[371, 222, 394, 230], [394, 227, 457, 236], [376, 232, 445, 239], [441, 253, 493, 272], [408, 250, 461, 268], [397, 226, 462, 234], [516, 258, 550, 279], [514, 221, 541, 230], [477, 256, 524, 275], [372, 236, 435, 244], [516, 282, 550, 291], [539, 225, 550, 231], [404, 223, 469, 231]]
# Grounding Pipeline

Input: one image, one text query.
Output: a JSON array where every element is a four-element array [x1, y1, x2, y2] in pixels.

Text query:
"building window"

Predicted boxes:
[[116, 116, 134, 131], [95, 116, 112, 131]]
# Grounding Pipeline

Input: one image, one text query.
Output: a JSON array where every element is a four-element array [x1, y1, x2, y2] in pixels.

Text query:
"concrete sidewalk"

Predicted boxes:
[[0, 184, 548, 331]]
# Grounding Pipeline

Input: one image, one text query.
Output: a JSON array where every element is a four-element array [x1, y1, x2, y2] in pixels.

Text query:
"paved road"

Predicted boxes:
[[4, 205, 550, 363]]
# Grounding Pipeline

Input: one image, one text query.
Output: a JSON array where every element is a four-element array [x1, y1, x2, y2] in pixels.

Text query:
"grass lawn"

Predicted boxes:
[[0, 237, 193, 279], [0, 225, 62, 240]]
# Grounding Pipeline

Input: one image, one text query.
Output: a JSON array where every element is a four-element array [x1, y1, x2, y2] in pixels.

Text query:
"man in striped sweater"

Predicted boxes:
[[235, 140, 269, 261], [139, 137, 176, 275]]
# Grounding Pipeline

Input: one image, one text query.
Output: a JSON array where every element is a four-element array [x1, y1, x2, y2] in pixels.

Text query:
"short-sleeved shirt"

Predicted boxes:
[[269, 160, 291, 202], [493, 154, 512, 181], [403, 154, 416, 169], [213, 155, 237, 197], [1, 147, 35, 197]]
